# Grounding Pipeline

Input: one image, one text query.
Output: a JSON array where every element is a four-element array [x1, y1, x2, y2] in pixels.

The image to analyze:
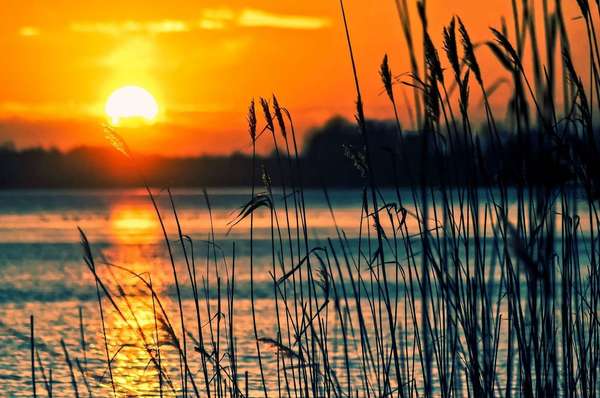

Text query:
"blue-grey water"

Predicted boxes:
[[0, 188, 590, 397], [0, 188, 377, 397]]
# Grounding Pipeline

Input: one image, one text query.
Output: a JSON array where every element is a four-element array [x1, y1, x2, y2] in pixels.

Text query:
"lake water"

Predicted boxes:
[[0, 188, 380, 397], [0, 188, 591, 397]]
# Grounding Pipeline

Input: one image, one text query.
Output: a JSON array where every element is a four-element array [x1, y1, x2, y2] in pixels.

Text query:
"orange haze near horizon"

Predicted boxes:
[[0, 0, 587, 156]]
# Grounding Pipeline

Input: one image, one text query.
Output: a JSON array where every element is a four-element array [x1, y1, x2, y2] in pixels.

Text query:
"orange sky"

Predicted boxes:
[[0, 0, 587, 155]]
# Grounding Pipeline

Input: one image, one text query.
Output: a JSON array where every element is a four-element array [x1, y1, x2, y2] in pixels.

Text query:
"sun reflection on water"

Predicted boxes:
[[107, 290, 170, 396], [101, 249, 181, 396], [110, 205, 161, 244], [103, 204, 179, 396]]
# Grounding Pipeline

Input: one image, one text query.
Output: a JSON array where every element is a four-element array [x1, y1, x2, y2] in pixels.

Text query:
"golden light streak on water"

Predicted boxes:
[[110, 205, 161, 245]]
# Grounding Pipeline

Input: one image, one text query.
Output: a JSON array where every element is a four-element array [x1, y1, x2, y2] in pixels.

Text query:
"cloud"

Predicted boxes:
[[238, 9, 330, 30], [197, 19, 226, 30], [19, 26, 40, 37], [70, 20, 190, 35], [67, 8, 330, 36], [199, 8, 330, 30], [195, 8, 234, 30]]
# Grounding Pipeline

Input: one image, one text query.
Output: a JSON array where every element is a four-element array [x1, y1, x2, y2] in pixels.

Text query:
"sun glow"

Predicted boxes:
[[110, 205, 160, 244], [105, 85, 159, 125]]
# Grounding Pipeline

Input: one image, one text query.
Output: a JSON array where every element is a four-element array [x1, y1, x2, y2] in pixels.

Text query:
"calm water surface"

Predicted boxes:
[[0, 189, 377, 397], [0, 188, 587, 397]]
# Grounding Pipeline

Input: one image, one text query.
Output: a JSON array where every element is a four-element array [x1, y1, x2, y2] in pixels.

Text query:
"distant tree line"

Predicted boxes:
[[0, 116, 579, 189]]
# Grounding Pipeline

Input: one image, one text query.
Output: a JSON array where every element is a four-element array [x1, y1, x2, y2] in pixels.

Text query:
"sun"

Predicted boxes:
[[105, 85, 159, 125]]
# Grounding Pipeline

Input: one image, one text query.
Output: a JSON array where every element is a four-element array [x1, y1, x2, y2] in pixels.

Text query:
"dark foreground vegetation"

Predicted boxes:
[[25, 0, 600, 397]]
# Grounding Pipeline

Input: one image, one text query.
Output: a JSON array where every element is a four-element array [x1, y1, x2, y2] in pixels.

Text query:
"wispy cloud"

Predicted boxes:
[[238, 9, 330, 30], [19, 26, 40, 37], [70, 20, 190, 35], [197, 19, 226, 30], [64, 8, 330, 36]]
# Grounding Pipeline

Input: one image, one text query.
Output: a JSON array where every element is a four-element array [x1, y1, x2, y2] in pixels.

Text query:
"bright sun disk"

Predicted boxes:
[[105, 85, 158, 125]]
